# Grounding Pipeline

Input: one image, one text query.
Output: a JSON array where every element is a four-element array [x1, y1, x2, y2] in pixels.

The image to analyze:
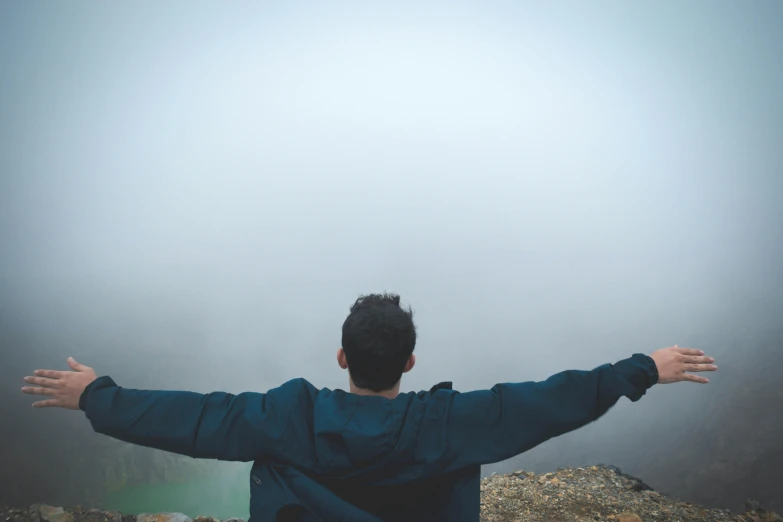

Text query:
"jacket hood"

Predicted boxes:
[[310, 382, 453, 478]]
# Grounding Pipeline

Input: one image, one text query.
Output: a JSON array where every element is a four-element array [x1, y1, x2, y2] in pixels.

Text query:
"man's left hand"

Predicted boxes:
[[22, 357, 97, 409]]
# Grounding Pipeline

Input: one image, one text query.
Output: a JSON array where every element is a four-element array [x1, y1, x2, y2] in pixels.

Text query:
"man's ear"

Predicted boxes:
[[402, 354, 416, 373], [337, 348, 349, 370]]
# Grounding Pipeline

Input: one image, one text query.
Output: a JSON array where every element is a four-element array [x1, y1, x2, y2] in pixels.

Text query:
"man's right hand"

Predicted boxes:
[[22, 357, 97, 409], [650, 346, 717, 384]]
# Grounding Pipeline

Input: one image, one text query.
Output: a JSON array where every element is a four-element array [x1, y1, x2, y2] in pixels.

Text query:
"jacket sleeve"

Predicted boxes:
[[79, 376, 291, 462], [440, 353, 658, 468]]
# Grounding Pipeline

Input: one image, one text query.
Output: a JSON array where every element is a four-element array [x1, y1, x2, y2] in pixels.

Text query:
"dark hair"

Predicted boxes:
[[341, 293, 417, 392]]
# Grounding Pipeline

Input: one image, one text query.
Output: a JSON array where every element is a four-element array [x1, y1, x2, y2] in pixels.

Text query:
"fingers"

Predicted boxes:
[[34, 369, 67, 379], [67, 357, 92, 372], [681, 355, 715, 364], [23, 376, 62, 387], [21, 386, 57, 396], [33, 399, 59, 408], [682, 373, 710, 384], [684, 363, 718, 372], [673, 346, 704, 356]]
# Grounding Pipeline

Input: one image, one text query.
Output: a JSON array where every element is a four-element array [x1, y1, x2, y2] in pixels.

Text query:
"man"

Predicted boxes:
[[22, 293, 717, 522]]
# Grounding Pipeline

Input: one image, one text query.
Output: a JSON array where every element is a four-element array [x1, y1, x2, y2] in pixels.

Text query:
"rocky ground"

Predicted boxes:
[[478, 465, 780, 521], [1, 466, 779, 522]]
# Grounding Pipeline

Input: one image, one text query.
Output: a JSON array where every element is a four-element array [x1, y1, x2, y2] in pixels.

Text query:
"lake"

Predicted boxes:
[[102, 473, 251, 521]]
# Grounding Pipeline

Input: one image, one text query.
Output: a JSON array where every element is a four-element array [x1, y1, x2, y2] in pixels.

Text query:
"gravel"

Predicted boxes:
[[478, 465, 781, 521]]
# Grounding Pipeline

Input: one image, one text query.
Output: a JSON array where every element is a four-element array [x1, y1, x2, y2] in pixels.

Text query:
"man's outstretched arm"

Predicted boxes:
[[438, 346, 717, 469], [21, 358, 288, 462]]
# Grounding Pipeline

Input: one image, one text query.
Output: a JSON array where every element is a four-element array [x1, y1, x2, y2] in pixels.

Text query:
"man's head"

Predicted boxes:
[[338, 293, 417, 393]]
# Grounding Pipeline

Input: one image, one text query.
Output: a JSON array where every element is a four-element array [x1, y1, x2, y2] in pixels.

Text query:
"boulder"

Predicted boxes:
[[29, 505, 73, 522]]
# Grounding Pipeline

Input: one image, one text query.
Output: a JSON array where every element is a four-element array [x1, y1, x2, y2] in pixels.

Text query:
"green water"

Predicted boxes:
[[102, 475, 251, 521]]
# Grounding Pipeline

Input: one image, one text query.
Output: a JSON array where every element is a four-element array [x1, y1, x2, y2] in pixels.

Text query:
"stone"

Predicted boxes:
[[136, 514, 193, 522], [615, 514, 643, 522], [29, 505, 73, 522]]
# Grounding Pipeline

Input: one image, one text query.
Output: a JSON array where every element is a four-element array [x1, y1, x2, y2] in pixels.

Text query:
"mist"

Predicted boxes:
[[1, 0, 782, 517]]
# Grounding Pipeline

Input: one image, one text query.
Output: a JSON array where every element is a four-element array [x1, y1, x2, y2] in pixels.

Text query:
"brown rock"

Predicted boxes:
[[615, 514, 643, 522], [30, 505, 73, 522]]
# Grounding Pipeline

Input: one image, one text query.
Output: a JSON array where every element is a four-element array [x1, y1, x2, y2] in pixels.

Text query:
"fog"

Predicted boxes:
[[1, 0, 782, 516]]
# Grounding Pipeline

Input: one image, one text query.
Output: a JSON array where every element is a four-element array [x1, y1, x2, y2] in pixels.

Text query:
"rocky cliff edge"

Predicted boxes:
[[2, 465, 779, 522]]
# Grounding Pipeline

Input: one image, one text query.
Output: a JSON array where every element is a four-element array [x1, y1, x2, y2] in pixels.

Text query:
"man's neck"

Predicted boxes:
[[349, 379, 400, 399]]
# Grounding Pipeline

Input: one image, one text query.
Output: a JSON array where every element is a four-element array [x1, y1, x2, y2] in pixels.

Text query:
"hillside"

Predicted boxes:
[[2, 466, 779, 522]]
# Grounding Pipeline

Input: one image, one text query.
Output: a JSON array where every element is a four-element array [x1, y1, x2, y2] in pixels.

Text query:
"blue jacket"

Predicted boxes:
[[79, 354, 658, 522]]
